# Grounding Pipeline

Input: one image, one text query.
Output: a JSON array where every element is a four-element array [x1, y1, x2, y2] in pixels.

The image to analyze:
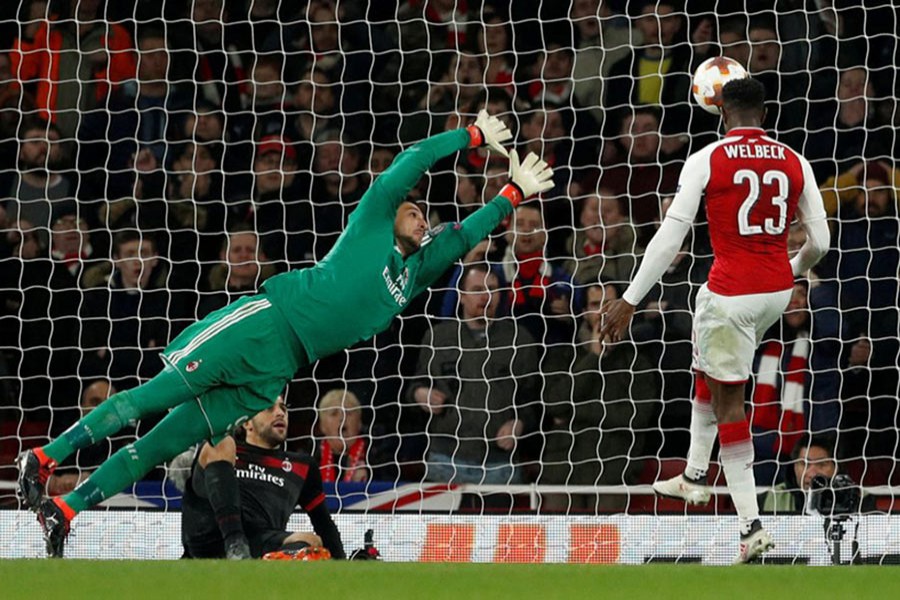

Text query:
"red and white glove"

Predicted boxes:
[[499, 150, 554, 206], [466, 109, 512, 157]]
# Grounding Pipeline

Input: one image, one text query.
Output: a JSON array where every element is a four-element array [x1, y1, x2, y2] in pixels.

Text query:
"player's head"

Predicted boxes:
[[393, 201, 428, 256], [317, 389, 363, 454], [243, 395, 288, 449], [792, 433, 837, 491], [720, 77, 766, 130]]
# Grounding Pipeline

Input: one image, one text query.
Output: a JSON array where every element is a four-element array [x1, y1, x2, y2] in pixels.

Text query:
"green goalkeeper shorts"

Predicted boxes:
[[161, 294, 307, 418]]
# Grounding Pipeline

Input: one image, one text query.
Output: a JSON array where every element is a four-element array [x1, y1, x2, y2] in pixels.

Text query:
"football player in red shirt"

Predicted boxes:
[[601, 77, 830, 563]]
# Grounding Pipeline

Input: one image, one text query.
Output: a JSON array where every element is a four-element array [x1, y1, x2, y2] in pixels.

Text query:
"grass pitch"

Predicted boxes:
[[3, 560, 898, 600]]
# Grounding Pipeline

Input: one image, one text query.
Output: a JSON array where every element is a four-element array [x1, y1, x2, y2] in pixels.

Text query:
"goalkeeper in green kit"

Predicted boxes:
[[18, 111, 555, 558]]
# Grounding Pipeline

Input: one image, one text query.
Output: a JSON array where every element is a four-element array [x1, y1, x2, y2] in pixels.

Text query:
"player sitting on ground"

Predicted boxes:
[[600, 77, 829, 563], [181, 396, 344, 560], [19, 110, 554, 558]]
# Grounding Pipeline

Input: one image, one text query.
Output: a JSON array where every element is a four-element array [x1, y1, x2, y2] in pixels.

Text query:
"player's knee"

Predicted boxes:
[[110, 389, 142, 425], [283, 531, 322, 548], [198, 437, 237, 468]]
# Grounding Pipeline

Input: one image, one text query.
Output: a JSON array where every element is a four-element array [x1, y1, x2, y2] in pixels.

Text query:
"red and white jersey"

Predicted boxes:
[[666, 127, 823, 296]]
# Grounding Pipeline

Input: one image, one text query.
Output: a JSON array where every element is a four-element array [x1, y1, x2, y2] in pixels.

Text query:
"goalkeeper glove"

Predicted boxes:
[[349, 529, 381, 560], [466, 109, 512, 157], [499, 150, 555, 206]]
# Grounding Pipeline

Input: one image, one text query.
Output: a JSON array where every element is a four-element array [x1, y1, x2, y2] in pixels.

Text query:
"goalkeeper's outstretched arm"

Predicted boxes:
[[354, 110, 512, 222], [412, 150, 555, 293]]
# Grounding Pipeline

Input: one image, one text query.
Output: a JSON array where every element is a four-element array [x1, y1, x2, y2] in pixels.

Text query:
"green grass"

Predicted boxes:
[[2, 561, 898, 600]]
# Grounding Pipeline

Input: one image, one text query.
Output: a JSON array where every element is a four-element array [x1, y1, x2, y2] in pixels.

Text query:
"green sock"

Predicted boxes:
[[43, 368, 195, 464], [62, 396, 218, 514]]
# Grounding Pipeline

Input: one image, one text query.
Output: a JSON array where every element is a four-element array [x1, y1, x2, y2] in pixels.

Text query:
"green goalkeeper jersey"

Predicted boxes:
[[261, 129, 513, 363]]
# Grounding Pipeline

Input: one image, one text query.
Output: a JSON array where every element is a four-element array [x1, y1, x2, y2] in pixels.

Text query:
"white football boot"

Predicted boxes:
[[734, 522, 775, 564], [652, 474, 712, 506]]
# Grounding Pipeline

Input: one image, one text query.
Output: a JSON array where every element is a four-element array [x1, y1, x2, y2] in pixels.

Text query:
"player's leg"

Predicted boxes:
[[38, 393, 256, 557], [195, 437, 251, 559], [653, 286, 715, 504], [18, 365, 195, 509], [652, 372, 716, 504], [707, 377, 774, 563]]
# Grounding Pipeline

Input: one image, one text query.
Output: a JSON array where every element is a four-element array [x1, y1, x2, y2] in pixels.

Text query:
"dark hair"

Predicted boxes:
[[791, 432, 837, 462], [459, 262, 493, 290], [721, 77, 766, 114], [113, 229, 154, 254], [719, 16, 748, 39]]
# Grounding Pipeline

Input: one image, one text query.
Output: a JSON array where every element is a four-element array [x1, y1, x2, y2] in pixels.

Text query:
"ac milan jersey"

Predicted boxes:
[[665, 127, 822, 296], [181, 442, 326, 553]]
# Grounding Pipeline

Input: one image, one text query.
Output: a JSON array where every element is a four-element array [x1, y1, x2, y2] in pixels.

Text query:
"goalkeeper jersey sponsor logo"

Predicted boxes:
[[382, 266, 409, 307]]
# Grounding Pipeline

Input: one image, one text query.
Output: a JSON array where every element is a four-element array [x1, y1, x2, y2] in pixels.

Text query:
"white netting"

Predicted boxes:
[[1, 0, 899, 560]]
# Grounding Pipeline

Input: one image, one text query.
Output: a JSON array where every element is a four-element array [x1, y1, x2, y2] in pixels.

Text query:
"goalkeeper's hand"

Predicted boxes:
[[508, 150, 554, 199], [467, 109, 512, 157]]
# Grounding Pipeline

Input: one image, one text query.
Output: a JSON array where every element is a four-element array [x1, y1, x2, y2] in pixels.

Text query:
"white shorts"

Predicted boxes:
[[692, 284, 792, 383]]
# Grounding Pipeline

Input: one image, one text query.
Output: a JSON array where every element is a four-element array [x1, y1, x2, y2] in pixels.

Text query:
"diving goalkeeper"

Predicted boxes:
[[19, 111, 554, 557]]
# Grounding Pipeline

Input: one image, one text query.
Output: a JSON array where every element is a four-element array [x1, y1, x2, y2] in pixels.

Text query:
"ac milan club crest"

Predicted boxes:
[[186, 360, 201, 373], [282, 459, 293, 473]]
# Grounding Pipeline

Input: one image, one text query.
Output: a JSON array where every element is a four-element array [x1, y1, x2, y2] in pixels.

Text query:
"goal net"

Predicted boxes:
[[1, 0, 898, 563]]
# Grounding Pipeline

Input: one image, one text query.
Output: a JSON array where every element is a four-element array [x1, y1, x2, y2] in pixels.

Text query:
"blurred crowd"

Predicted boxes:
[[0, 0, 898, 509]]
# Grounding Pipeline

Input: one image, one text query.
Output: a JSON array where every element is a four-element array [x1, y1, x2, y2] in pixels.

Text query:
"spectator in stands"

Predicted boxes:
[[166, 140, 227, 264], [368, 146, 396, 176], [502, 203, 577, 344], [307, 130, 367, 260], [407, 264, 541, 486], [10, 0, 137, 138], [289, 66, 340, 167], [589, 107, 680, 242], [468, 8, 514, 91], [5, 119, 75, 249], [315, 389, 369, 484], [571, 0, 640, 128], [744, 16, 808, 142], [540, 282, 658, 512], [819, 159, 899, 218], [198, 226, 275, 318], [0, 213, 83, 418], [805, 67, 893, 182], [229, 135, 313, 268], [604, 1, 692, 141], [563, 191, 640, 289], [245, 56, 290, 141], [185, 0, 250, 117], [817, 161, 900, 463], [78, 25, 191, 200], [81, 231, 191, 391], [718, 16, 750, 67], [48, 210, 95, 285], [401, 51, 486, 143], [749, 281, 813, 487], [522, 43, 575, 108], [279, 1, 391, 136], [758, 433, 837, 514]]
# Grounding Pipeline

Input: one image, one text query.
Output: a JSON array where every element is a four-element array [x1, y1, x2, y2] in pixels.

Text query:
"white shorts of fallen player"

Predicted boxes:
[[692, 283, 792, 384]]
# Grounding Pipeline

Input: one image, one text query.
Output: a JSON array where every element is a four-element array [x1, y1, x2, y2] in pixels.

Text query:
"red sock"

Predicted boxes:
[[52, 497, 78, 522], [33, 447, 57, 481]]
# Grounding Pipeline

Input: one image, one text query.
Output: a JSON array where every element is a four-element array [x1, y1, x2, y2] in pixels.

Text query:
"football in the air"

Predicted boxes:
[[691, 56, 749, 114]]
